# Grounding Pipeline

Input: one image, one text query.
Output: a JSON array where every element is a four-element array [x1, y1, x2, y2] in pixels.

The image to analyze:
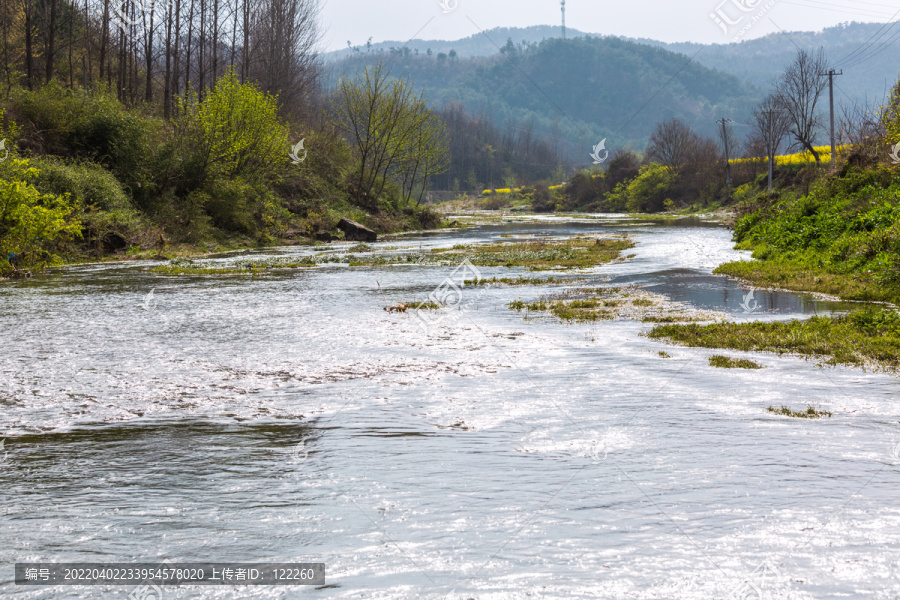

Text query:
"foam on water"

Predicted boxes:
[[1, 217, 899, 599]]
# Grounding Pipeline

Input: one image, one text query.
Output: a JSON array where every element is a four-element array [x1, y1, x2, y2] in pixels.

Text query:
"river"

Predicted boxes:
[[2, 216, 899, 599]]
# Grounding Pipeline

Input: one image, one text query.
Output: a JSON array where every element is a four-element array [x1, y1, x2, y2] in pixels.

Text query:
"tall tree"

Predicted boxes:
[[45, 0, 59, 83], [775, 48, 829, 164]]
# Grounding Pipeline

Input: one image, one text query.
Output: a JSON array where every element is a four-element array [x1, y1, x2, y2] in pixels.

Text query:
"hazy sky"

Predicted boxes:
[[320, 0, 900, 51]]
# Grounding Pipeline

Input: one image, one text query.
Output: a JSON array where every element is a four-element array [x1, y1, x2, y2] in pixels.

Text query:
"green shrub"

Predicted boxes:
[[201, 178, 288, 237], [176, 72, 290, 183], [0, 158, 82, 273], [28, 158, 131, 212], [9, 83, 153, 191]]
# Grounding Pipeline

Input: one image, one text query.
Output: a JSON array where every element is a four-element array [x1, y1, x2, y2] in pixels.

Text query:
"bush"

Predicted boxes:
[[9, 83, 154, 192], [531, 183, 555, 212], [177, 72, 290, 183], [27, 157, 144, 250], [606, 164, 674, 213], [28, 158, 131, 212], [0, 158, 82, 273], [202, 178, 288, 237]]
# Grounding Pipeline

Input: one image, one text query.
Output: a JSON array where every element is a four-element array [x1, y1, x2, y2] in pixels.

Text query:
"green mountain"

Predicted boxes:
[[644, 22, 900, 107], [328, 25, 584, 60], [329, 35, 758, 162], [328, 22, 900, 140]]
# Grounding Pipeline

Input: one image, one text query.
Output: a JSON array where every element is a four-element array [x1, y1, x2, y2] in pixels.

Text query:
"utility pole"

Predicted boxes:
[[561, 1, 566, 39], [764, 109, 783, 193], [717, 118, 733, 188], [822, 69, 842, 170], [768, 113, 774, 192]]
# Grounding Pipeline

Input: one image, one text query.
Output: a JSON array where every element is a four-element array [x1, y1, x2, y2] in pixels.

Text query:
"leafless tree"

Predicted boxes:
[[837, 99, 884, 147], [646, 118, 697, 171], [774, 48, 829, 163], [750, 94, 792, 188], [249, 0, 322, 116]]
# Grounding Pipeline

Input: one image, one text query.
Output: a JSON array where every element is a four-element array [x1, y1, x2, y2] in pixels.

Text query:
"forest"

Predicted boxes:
[[0, 0, 456, 275]]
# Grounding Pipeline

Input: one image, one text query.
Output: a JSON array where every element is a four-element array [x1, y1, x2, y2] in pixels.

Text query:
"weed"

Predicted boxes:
[[708, 355, 763, 369]]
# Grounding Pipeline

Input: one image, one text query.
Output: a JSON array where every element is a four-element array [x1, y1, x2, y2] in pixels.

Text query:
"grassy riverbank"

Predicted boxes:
[[649, 307, 900, 371], [649, 162, 900, 371], [715, 166, 900, 304]]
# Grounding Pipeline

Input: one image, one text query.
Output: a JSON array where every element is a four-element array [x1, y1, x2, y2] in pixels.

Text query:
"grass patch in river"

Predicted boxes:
[[329, 236, 634, 270], [152, 256, 317, 275], [708, 355, 762, 369], [404, 301, 443, 310], [464, 275, 605, 287], [648, 307, 900, 370], [767, 405, 832, 418], [509, 286, 724, 323]]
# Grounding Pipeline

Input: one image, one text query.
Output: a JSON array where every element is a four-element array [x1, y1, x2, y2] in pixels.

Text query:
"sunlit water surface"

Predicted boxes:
[[1, 217, 899, 599]]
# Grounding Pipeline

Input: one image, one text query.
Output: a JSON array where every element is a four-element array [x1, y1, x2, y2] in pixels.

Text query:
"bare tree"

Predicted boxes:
[[751, 95, 792, 190], [775, 48, 829, 163], [249, 0, 322, 115], [646, 118, 696, 171], [334, 63, 448, 206], [838, 99, 884, 147]]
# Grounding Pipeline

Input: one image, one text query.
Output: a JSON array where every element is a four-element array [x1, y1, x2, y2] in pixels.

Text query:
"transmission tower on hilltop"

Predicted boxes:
[[561, 0, 566, 39]]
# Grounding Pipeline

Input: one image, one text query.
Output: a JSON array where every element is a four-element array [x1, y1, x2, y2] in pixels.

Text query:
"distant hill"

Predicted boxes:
[[644, 22, 900, 107], [325, 25, 586, 61], [325, 21, 900, 113], [327, 35, 758, 161]]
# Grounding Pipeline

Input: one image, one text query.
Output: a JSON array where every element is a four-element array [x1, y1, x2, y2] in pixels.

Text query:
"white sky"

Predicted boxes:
[[320, 0, 900, 51]]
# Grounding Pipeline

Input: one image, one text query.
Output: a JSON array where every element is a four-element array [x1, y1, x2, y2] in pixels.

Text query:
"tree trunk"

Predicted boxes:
[[145, 0, 154, 102], [198, 0, 205, 99], [164, 0, 173, 117], [25, 1, 33, 89], [100, 0, 110, 81], [212, 0, 219, 84], [241, 0, 249, 82], [46, 0, 58, 83], [185, 0, 194, 94]]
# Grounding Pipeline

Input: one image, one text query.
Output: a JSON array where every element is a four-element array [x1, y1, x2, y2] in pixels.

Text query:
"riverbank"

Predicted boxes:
[[649, 308, 900, 371], [649, 164, 900, 370]]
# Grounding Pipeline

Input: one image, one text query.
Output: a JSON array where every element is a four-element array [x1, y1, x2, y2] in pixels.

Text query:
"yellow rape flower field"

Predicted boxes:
[[731, 145, 848, 166]]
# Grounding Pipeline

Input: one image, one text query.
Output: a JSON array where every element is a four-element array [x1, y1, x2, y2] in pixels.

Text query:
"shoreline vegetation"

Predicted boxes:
[[648, 308, 900, 371]]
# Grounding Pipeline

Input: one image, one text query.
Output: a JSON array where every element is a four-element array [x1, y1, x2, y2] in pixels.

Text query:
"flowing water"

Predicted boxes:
[[1, 216, 899, 599]]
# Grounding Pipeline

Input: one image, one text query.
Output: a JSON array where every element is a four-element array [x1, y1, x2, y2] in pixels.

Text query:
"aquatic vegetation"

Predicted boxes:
[[320, 236, 634, 271], [464, 275, 603, 287], [714, 260, 877, 302], [152, 255, 317, 275], [767, 405, 832, 418], [441, 237, 634, 270], [389, 300, 443, 310], [648, 308, 900, 370], [708, 355, 762, 369], [509, 286, 723, 323]]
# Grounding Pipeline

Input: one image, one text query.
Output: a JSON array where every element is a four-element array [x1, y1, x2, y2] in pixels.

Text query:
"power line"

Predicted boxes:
[[779, 0, 899, 20], [835, 5, 900, 65], [842, 26, 900, 68]]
